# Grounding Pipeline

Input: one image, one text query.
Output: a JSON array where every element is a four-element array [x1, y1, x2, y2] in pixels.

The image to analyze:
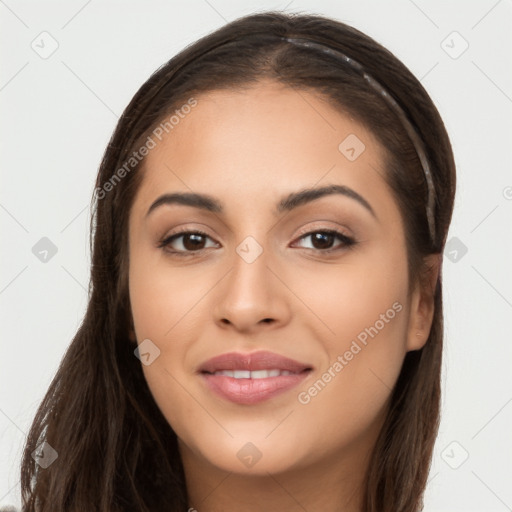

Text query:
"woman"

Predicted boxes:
[[21, 11, 456, 512]]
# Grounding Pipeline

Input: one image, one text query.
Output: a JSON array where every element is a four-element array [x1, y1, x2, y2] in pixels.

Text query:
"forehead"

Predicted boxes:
[[133, 80, 395, 218]]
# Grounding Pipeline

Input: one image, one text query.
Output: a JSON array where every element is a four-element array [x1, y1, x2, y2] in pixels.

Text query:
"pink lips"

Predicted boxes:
[[198, 351, 312, 405]]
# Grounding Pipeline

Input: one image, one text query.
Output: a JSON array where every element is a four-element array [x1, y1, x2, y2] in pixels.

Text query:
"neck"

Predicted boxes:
[[179, 426, 381, 512]]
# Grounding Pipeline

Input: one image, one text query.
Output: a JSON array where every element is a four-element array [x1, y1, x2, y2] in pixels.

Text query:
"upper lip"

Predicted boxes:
[[198, 350, 313, 374]]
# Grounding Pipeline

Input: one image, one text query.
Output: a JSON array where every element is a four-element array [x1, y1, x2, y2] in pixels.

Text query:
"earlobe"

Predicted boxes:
[[406, 253, 441, 351]]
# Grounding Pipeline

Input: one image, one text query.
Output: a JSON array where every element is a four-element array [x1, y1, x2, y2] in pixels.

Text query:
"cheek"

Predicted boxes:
[[128, 246, 213, 424], [290, 249, 410, 437], [129, 249, 209, 341], [292, 243, 410, 358]]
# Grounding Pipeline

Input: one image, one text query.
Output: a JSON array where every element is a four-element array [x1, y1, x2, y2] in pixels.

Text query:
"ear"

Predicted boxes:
[[406, 253, 441, 351]]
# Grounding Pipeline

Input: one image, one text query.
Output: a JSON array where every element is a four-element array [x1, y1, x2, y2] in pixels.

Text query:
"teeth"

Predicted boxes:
[[212, 369, 296, 379], [251, 370, 274, 378]]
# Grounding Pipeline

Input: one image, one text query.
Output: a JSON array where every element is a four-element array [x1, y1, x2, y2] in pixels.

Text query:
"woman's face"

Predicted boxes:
[[128, 80, 435, 476]]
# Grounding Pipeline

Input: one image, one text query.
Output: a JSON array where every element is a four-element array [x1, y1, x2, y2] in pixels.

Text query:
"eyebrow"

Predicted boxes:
[[146, 184, 376, 219]]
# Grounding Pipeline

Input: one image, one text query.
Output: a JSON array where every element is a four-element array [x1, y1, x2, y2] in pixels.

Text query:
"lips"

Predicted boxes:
[[199, 351, 312, 374], [198, 351, 313, 405]]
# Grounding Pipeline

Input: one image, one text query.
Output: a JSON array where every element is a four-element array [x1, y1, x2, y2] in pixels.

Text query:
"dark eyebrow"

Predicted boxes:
[[146, 192, 222, 217], [146, 184, 376, 219], [277, 184, 376, 218]]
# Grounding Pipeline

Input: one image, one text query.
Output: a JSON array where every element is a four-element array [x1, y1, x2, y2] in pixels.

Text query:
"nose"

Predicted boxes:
[[212, 242, 292, 334]]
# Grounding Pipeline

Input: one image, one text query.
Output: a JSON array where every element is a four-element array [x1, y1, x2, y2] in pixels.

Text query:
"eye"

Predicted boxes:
[[158, 229, 219, 255], [292, 229, 356, 252], [158, 228, 356, 257]]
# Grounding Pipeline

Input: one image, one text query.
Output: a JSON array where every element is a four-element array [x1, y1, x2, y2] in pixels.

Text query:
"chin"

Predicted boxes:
[[177, 429, 311, 476]]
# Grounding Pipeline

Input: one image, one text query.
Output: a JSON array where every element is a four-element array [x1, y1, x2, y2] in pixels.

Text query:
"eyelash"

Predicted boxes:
[[157, 227, 356, 257]]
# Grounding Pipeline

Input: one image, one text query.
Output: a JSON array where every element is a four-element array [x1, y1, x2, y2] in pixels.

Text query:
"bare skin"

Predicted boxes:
[[128, 80, 439, 511]]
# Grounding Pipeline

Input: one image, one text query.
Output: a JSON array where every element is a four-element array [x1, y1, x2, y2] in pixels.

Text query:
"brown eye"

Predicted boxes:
[[180, 233, 207, 251], [158, 230, 219, 255], [294, 230, 355, 252], [310, 232, 336, 250]]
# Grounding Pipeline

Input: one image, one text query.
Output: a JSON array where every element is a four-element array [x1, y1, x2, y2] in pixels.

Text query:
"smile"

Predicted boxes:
[[197, 351, 313, 405]]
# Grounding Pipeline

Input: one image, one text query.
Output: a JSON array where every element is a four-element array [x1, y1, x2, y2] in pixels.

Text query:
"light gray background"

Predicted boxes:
[[1, 1, 511, 510]]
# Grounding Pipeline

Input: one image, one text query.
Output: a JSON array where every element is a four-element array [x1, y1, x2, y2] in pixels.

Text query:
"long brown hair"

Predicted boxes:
[[20, 11, 456, 512]]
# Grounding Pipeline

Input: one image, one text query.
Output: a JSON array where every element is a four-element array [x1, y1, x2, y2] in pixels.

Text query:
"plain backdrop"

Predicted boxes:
[[1, 1, 511, 510]]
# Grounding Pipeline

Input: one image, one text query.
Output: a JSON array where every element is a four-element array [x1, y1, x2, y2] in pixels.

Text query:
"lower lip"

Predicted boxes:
[[200, 371, 311, 405]]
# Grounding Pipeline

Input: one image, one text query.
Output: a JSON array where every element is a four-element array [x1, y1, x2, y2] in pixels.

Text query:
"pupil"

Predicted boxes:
[[184, 234, 205, 251], [312, 232, 333, 249]]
